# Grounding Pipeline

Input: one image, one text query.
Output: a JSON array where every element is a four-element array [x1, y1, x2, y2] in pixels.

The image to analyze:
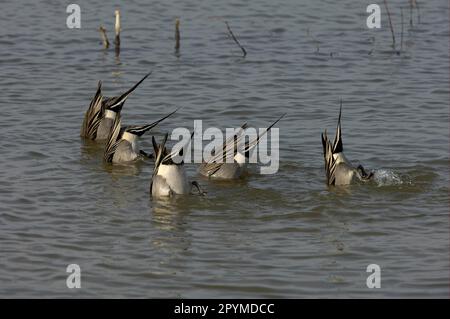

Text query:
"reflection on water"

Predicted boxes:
[[150, 199, 192, 278], [152, 199, 189, 231], [104, 162, 144, 177]]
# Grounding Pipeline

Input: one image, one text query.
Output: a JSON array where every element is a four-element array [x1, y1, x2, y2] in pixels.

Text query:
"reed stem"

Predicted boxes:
[[225, 21, 247, 57], [383, 0, 396, 50], [114, 9, 121, 55], [175, 18, 180, 51], [99, 26, 110, 49], [400, 7, 404, 52], [415, 0, 421, 24]]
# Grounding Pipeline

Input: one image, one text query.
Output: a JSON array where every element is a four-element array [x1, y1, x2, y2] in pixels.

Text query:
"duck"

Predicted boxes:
[[150, 133, 205, 198], [321, 102, 373, 186], [104, 108, 178, 164], [81, 72, 151, 141], [198, 114, 285, 179]]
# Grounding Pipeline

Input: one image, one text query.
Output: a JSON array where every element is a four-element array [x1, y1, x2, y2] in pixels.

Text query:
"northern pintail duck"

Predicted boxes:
[[150, 133, 204, 198], [321, 103, 373, 186], [198, 115, 285, 179], [81, 73, 151, 141], [104, 109, 178, 164]]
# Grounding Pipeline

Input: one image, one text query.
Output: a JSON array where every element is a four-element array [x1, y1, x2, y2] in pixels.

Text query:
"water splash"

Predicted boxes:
[[372, 169, 403, 186]]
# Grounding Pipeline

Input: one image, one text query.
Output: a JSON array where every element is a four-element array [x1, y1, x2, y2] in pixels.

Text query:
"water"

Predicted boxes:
[[0, 0, 448, 298]]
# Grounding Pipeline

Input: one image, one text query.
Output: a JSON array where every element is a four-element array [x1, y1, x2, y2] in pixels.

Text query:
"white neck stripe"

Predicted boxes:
[[105, 110, 116, 120], [122, 132, 137, 144]]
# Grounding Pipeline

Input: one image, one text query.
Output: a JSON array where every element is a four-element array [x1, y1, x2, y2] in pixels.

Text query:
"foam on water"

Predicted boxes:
[[372, 169, 403, 186]]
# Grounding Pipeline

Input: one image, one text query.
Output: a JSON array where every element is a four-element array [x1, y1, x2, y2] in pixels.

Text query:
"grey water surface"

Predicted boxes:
[[0, 0, 448, 298]]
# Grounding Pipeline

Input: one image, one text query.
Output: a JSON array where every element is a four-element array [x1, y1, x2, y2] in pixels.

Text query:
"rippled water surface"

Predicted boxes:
[[0, 0, 448, 298]]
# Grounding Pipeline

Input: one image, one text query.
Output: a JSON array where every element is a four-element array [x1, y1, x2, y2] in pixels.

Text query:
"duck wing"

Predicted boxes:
[[103, 114, 122, 163], [321, 130, 337, 185], [199, 123, 248, 177]]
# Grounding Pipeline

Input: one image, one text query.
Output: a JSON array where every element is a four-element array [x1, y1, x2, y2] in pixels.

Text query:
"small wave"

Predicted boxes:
[[372, 169, 404, 186]]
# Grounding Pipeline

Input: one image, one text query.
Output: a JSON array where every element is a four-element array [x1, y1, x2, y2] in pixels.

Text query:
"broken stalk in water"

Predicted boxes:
[[225, 21, 247, 58], [99, 26, 110, 49], [383, 0, 396, 51]]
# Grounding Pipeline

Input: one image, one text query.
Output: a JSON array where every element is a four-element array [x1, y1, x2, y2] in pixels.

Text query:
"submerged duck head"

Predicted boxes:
[[356, 164, 374, 181]]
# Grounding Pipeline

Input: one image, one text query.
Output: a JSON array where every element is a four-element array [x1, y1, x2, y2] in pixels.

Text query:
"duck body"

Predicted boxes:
[[334, 162, 357, 186], [199, 152, 247, 179], [150, 133, 205, 199], [108, 130, 141, 163], [81, 73, 151, 141], [95, 110, 117, 141], [197, 116, 284, 180], [151, 164, 190, 197]]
